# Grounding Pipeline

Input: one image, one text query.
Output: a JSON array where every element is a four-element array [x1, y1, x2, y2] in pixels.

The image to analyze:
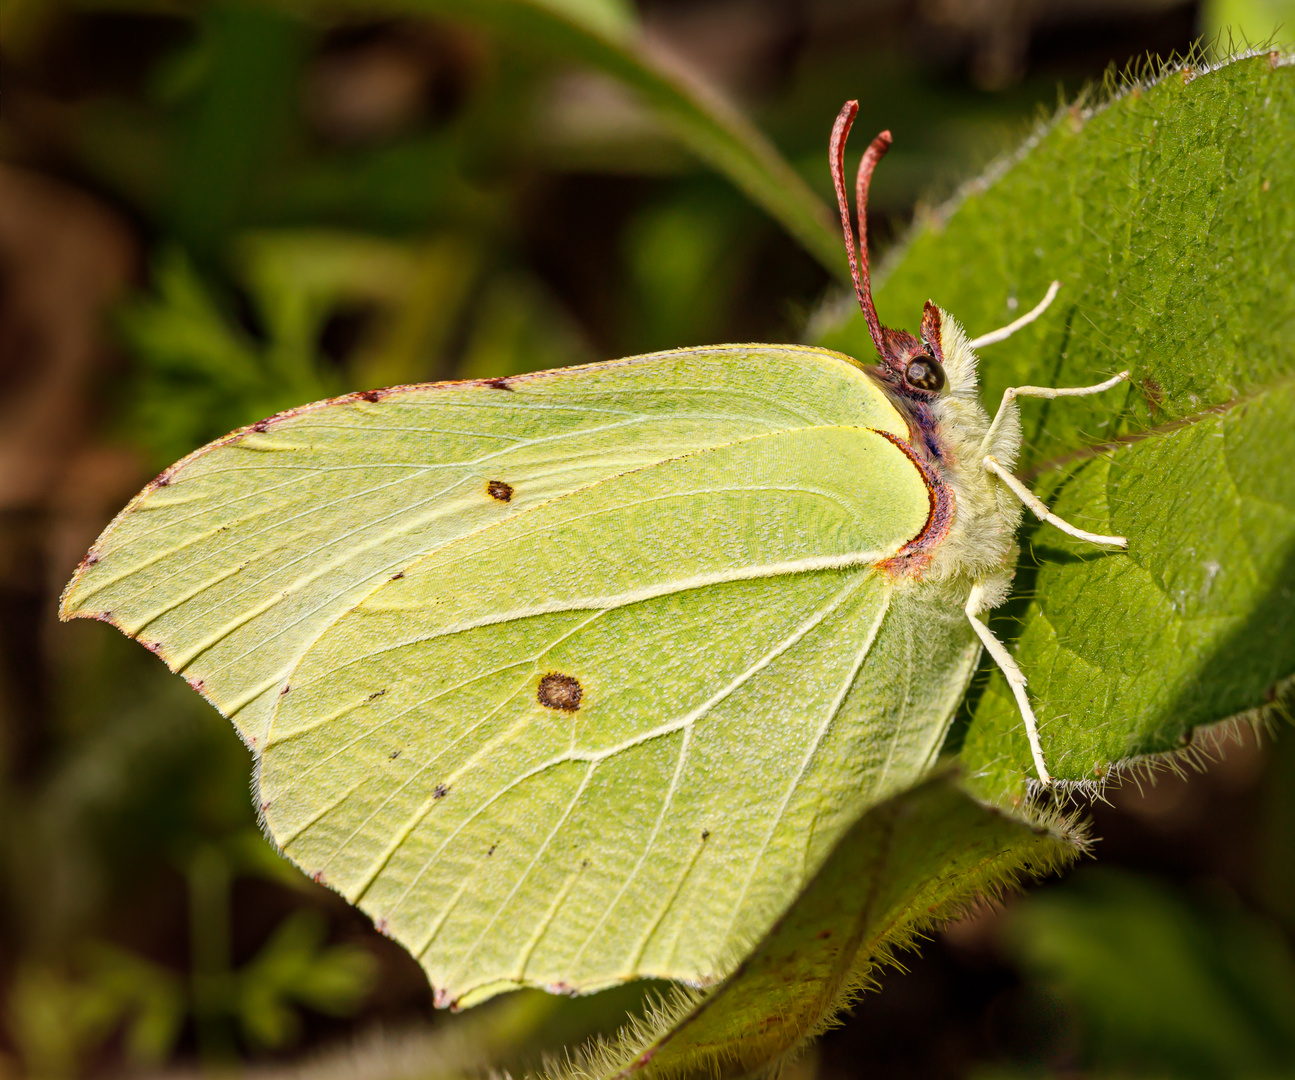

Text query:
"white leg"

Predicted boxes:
[[984, 455, 1127, 548], [968, 280, 1062, 349], [966, 583, 1051, 785], [980, 370, 1130, 459]]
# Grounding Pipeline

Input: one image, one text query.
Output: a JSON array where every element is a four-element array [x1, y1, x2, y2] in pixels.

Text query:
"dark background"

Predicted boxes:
[[2, 1, 1293, 1076]]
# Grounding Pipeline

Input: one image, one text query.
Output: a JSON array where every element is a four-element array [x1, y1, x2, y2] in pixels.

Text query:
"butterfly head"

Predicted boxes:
[[829, 102, 976, 409]]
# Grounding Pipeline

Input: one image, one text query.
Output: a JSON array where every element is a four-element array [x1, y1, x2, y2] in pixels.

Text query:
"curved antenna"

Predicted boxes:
[[829, 100, 891, 357]]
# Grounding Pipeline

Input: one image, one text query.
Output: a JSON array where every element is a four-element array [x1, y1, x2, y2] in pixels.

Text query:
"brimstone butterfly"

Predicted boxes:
[[60, 101, 1127, 1007]]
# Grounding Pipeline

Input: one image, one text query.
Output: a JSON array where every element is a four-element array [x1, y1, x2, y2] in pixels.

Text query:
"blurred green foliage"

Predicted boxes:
[[55, 0, 1086, 473], [1203, 0, 1295, 45], [1005, 868, 1295, 1079]]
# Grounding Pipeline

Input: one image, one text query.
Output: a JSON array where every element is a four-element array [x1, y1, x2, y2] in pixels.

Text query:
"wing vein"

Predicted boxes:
[[711, 582, 892, 958]]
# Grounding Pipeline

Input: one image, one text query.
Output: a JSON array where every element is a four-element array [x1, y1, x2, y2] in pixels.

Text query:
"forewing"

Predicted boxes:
[[59, 347, 906, 747], [260, 425, 954, 1003]]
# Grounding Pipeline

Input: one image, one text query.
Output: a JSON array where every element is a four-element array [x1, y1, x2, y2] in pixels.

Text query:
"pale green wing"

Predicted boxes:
[[262, 425, 979, 1006], [60, 346, 907, 749]]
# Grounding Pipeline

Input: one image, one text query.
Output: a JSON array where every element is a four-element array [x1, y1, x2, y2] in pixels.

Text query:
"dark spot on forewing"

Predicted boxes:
[[538, 672, 582, 712], [487, 479, 513, 502]]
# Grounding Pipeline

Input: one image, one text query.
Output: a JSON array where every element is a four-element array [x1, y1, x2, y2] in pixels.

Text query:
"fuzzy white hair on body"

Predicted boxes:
[[829, 100, 1129, 786]]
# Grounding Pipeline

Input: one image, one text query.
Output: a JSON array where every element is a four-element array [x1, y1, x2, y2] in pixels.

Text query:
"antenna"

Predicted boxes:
[[829, 101, 891, 358]]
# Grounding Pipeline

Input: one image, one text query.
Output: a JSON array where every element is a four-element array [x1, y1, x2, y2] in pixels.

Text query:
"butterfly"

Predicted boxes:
[[60, 100, 1127, 1007]]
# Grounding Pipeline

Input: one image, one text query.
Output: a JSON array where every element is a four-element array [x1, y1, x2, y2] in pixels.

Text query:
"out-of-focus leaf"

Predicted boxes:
[[5, 946, 186, 1077], [81, 943, 187, 1065], [1002, 867, 1295, 1079], [454, 271, 594, 380], [286, 0, 844, 275], [622, 192, 746, 352], [1203, 0, 1295, 48], [231, 229, 479, 388], [236, 911, 377, 1049], [816, 51, 1295, 798], [168, 4, 305, 253], [117, 246, 336, 466], [119, 230, 478, 466]]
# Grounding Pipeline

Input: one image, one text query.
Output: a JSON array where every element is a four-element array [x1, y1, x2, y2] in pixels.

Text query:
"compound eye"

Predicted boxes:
[[904, 353, 945, 392]]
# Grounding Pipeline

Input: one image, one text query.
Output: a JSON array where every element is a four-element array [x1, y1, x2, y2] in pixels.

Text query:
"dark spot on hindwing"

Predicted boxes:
[[487, 480, 513, 502], [537, 672, 583, 712]]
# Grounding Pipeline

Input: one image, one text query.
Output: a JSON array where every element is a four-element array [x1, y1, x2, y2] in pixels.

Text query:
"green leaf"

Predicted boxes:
[[283, 0, 843, 275], [816, 50, 1295, 797]]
